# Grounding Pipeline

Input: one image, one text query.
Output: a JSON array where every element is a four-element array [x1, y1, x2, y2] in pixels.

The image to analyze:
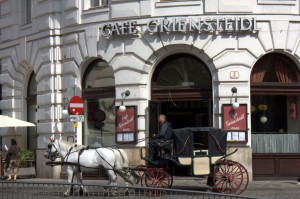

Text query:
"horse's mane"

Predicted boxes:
[[58, 140, 86, 152]]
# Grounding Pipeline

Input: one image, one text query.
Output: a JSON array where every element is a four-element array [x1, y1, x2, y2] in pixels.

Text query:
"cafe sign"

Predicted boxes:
[[222, 104, 248, 142], [115, 106, 137, 143], [100, 17, 259, 36]]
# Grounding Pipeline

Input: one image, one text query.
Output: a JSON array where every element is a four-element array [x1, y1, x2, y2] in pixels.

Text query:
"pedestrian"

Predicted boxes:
[[4, 138, 20, 181], [148, 114, 173, 160]]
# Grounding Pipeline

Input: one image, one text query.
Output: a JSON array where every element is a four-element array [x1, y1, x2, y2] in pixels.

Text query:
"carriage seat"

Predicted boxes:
[[158, 140, 173, 159]]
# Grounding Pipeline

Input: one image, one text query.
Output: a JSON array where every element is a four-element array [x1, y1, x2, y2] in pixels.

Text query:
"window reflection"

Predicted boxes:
[[84, 61, 114, 89], [83, 59, 115, 147], [84, 98, 115, 147], [153, 54, 210, 87]]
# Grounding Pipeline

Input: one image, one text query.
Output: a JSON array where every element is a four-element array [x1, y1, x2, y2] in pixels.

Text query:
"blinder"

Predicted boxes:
[[45, 142, 59, 161]]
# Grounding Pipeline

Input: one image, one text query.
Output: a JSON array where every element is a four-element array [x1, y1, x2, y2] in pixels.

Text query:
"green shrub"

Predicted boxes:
[[19, 149, 35, 167]]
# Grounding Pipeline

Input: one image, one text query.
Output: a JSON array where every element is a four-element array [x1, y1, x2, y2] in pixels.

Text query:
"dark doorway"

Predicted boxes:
[[149, 99, 211, 176], [161, 100, 211, 129], [150, 53, 213, 175], [150, 53, 213, 136], [149, 100, 212, 138]]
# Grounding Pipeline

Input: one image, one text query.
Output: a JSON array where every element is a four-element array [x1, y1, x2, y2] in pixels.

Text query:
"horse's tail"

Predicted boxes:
[[113, 149, 138, 185]]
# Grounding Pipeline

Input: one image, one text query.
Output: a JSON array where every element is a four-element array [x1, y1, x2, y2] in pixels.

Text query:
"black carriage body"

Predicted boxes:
[[171, 127, 227, 176], [173, 127, 227, 158], [140, 127, 249, 195]]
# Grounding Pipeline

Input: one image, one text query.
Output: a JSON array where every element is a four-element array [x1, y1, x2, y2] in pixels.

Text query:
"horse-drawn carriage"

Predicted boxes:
[[45, 127, 249, 196], [137, 127, 249, 195]]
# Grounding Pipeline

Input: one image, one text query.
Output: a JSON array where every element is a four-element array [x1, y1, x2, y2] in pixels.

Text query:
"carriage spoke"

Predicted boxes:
[[212, 160, 249, 195], [141, 167, 172, 197]]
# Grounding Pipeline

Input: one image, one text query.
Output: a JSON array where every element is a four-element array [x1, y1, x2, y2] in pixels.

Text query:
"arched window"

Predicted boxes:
[[82, 59, 115, 146], [27, 72, 37, 150], [152, 53, 212, 100], [150, 53, 212, 133], [251, 53, 300, 133]]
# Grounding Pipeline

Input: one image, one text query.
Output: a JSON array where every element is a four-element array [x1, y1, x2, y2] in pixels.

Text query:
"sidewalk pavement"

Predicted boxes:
[[13, 177, 300, 199], [242, 180, 300, 199]]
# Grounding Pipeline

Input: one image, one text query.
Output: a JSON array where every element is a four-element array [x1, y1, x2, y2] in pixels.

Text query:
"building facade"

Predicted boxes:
[[1, 0, 300, 179]]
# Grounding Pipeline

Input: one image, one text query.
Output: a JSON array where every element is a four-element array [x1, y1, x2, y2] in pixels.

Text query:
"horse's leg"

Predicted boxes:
[[116, 170, 135, 185], [64, 166, 74, 197], [115, 170, 134, 196], [104, 170, 118, 196], [76, 171, 88, 196], [103, 169, 112, 196]]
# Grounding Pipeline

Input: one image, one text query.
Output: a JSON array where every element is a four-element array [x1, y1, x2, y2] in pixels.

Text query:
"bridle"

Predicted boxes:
[[46, 141, 60, 161]]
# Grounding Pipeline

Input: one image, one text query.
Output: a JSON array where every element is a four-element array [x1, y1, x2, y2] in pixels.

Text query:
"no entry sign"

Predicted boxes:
[[68, 96, 84, 115]]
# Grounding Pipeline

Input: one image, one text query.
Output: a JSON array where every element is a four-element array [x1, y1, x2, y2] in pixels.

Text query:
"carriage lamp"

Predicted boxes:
[[62, 97, 70, 117], [231, 87, 240, 110], [119, 90, 130, 112]]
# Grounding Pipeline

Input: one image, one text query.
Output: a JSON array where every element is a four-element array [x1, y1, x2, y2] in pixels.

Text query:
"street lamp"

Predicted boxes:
[[62, 97, 69, 117], [231, 87, 240, 110], [119, 90, 130, 112]]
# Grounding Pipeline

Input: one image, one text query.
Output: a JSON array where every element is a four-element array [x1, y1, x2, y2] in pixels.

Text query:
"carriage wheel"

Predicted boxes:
[[212, 159, 249, 195], [141, 168, 173, 196]]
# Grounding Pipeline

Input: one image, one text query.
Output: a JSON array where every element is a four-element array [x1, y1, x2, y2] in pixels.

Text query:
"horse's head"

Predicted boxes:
[[44, 136, 60, 161]]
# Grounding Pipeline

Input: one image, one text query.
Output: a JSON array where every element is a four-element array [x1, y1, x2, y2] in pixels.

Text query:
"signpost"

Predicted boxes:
[[70, 115, 84, 122], [69, 96, 84, 115], [73, 122, 78, 128]]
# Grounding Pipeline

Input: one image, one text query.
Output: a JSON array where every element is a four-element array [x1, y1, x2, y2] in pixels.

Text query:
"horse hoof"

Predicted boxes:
[[104, 192, 109, 197], [63, 193, 69, 197], [125, 191, 130, 196]]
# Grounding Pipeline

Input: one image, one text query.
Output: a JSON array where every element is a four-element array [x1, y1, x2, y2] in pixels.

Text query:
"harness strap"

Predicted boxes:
[[95, 149, 115, 170], [73, 146, 116, 171], [62, 146, 74, 166], [77, 147, 87, 172], [115, 149, 125, 167]]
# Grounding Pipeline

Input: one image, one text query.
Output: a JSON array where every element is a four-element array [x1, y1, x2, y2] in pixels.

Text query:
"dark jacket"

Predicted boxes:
[[8, 145, 20, 160], [157, 121, 173, 141]]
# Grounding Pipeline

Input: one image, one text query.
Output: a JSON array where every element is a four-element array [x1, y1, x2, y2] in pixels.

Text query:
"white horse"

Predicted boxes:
[[44, 137, 137, 197]]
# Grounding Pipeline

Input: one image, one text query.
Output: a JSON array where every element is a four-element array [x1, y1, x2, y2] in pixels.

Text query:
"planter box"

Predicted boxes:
[[1, 155, 36, 179], [4, 167, 36, 178]]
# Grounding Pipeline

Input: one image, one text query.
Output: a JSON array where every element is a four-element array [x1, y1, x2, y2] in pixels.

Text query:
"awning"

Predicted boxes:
[[0, 115, 35, 127]]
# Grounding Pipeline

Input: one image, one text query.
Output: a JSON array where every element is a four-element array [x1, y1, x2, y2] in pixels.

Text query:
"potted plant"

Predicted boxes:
[[17, 149, 36, 178]]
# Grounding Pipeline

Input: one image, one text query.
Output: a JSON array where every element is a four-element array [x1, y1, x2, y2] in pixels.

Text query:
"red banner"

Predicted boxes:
[[223, 104, 247, 131], [116, 106, 136, 132]]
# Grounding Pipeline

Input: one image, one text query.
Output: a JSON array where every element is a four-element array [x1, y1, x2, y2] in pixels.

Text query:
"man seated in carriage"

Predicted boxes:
[[148, 114, 173, 161]]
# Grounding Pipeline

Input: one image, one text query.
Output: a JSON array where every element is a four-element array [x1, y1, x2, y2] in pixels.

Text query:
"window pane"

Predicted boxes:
[[84, 60, 115, 88], [84, 98, 115, 146], [28, 104, 37, 150], [91, 0, 100, 7], [102, 0, 108, 6], [251, 95, 287, 133], [153, 54, 211, 87], [26, 0, 31, 23], [83, 59, 115, 147], [28, 74, 37, 95]]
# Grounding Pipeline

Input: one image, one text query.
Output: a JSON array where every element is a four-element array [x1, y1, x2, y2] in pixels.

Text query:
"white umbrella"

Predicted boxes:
[[0, 115, 35, 127]]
